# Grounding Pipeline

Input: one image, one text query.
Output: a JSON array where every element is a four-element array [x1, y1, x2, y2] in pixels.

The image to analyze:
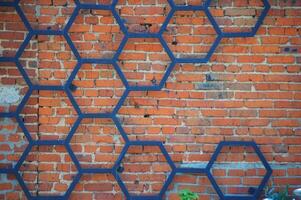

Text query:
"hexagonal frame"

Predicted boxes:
[[68, 116, 127, 171], [67, 62, 128, 116], [162, 7, 222, 63], [19, 34, 78, 87], [208, 0, 271, 38], [115, 37, 176, 91], [67, 6, 126, 62], [19, 89, 80, 142], [113, 141, 176, 200], [206, 141, 272, 200], [15, 143, 81, 200]]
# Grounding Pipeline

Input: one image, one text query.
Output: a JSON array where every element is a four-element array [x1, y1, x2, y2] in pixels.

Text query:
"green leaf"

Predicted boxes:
[[178, 189, 199, 200]]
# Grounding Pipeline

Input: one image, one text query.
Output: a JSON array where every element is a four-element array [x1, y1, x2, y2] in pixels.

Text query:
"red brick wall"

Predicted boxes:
[[0, 0, 301, 199]]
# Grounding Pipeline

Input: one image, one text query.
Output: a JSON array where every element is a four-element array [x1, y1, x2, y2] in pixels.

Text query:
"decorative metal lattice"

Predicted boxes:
[[0, 0, 272, 199]]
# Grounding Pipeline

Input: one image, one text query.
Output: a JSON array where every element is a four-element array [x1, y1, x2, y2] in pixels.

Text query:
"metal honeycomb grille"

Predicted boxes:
[[0, 0, 272, 199]]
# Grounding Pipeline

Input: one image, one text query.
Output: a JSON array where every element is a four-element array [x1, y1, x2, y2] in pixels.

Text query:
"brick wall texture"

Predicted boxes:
[[0, 0, 301, 199]]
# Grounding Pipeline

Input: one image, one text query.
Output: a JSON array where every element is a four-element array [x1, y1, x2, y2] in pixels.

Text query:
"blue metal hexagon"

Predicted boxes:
[[18, 89, 80, 142], [207, 0, 271, 38], [162, 6, 222, 63], [15, 143, 81, 200], [18, 33, 78, 87], [65, 62, 128, 116], [206, 141, 272, 200], [68, 117, 127, 173], [113, 141, 176, 200], [66, 5, 126, 62], [115, 36, 176, 91]]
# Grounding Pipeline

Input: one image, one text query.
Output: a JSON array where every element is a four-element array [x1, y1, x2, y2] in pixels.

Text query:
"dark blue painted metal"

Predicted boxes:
[[0, 0, 271, 199], [206, 141, 273, 200]]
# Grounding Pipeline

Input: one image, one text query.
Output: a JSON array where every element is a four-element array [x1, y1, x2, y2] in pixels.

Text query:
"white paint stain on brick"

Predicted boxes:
[[0, 86, 21, 105]]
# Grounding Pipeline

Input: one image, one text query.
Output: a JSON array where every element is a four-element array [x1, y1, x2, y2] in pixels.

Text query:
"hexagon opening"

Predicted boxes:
[[69, 9, 124, 59], [209, 0, 265, 33], [19, 0, 76, 31], [20, 35, 77, 86], [20, 90, 77, 141], [118, 38, 171, 87], [71, 63, 125, 114], [19, 145, 78, 196], [163, 10, 217, 59], [115, 0, 171, 33], [70, 174, 123, 199], [118, 145, 172, 196], [210, 145, 267, 197], [0, 6, 28, 57], [70, 118, 124, 169], [0, 117, 28, 169]]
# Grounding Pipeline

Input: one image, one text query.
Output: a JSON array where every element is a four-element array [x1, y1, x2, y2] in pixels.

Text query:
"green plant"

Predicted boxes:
[[265, 185, 291, 200], [178, 189, 199, 200]]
